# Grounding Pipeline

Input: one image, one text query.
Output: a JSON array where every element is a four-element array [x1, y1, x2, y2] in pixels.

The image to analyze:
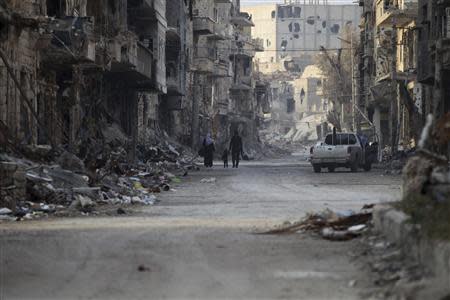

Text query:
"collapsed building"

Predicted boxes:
[[244, 0, 361, 144]]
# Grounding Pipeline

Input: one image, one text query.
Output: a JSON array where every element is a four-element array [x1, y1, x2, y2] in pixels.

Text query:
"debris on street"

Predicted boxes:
[[356, 234, 431, 300], [200, 177, 217, 184], [400, 113, 450, 237], [0, 127, 201, 222], [261, 205, 374, 240]]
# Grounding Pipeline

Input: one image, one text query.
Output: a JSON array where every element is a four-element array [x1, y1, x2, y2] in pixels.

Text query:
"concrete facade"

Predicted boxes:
[[245, 1, 361, 73], [0, 0, 266, 160]]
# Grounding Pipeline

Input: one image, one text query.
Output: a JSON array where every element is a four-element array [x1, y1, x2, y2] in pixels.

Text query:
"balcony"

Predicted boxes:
[[209, 23, 233, 40], [167, 74, 183, 95], [212, 60, 231, 77], [216, 102, 228, 116], [128, 0, 158, 26], [135, 43, 154, 87], [376, 0, 417, 27], [369, 81, 396, 108], [193, 46, 216, 74], [166, 26, 181, 43], [230, 12, 254, 27], [252, 38, 264, 52], [40, 17, 96, 67], [230, 40, 255, 58], [193, 17, 215, 35], [109, 37, 155, 89], [231, 75, 253, 90]]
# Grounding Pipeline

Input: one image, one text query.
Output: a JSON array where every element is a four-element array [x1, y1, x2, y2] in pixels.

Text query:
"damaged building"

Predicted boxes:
[[0, 0, 265, 160], [0, 0, 167, 160], [358, 0, 419, 152], [358, 0, 449, 158]]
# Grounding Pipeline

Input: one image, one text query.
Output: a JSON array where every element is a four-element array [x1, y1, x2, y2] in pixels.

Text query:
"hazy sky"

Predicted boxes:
[[241, 0, 356, 6]]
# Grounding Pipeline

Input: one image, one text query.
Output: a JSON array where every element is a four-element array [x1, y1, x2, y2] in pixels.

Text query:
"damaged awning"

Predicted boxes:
[[370, 81, 395, 108]]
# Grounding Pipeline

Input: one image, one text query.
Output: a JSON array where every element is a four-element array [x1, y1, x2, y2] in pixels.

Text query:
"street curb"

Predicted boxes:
[[373, 205, 450, 287]]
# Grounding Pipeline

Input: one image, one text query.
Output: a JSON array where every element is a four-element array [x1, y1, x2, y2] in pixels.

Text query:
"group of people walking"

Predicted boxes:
[[200, 130, 243, 168]]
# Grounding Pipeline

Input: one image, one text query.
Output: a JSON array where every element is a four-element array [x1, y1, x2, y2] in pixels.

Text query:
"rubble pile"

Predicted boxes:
[[262, 205, 374, 241], [356, 234, 429, 299], [400, 113, 450, 236], [0, 123, 200, 222]]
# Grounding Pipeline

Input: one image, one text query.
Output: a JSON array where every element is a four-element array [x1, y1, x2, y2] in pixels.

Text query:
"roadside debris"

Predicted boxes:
[[261, 205, 374, 241], [0, 125, 201, 222], [356, 234, 430, 299], [400, 113, 450, 238], [200, 177, 217, 184]]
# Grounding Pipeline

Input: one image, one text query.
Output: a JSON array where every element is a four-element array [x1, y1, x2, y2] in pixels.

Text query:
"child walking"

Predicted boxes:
[[222, 149, 229, 168]]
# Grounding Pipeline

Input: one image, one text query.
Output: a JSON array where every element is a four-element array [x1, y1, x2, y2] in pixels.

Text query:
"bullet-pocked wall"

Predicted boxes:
[[246, 3, 361, 67]]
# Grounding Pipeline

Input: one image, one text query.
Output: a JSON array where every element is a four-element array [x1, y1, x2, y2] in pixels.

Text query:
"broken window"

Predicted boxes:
[[330, 24, 340, 34], [108, 0, 116, 14], [307, 16, 315, 25], [293, 23, 300, 32], [281, 40, 288, 50], [277, 6, 285, 18], [324, 134, 357, 145], [293, 7, 301, 18], [286, 98, 295, 113], [47, 0, 63, 17], [271, 10, 276, 19], [277, 6, 293, 19]]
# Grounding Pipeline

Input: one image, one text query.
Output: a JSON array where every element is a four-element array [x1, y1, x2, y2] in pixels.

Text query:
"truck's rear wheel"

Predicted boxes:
[[313, 165, 321, 173]]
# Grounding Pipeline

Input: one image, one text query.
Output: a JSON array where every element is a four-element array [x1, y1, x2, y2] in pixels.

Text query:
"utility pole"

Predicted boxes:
[[350, 32, 356, 132], [191, 73, 200, 149], [391, 24, 398, 157]]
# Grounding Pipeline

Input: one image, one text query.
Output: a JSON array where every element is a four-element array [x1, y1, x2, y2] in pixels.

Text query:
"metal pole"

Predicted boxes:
[[351, 32, 355, 132]]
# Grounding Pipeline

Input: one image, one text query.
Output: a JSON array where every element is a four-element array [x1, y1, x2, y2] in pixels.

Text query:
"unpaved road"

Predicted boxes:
[[0, 157, 401, 299]]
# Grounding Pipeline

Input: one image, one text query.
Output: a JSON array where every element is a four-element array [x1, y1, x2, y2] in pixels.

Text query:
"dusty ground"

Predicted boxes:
[[0, 157, 401, 299]]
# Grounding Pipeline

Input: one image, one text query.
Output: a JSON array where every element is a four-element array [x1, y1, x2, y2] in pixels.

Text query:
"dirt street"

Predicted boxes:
[[0, 157, 401, 299]]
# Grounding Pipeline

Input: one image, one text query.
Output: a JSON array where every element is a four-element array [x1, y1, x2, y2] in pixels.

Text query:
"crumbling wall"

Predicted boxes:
[[0, 3, 41, 145]]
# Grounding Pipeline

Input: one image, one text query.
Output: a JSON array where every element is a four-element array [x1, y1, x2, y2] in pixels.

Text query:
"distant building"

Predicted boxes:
[[293, 65, 326, 119], [244, 1, 361, 73]]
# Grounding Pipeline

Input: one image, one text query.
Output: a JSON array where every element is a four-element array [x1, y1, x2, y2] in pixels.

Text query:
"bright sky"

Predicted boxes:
[[241, 0, 357, 6]]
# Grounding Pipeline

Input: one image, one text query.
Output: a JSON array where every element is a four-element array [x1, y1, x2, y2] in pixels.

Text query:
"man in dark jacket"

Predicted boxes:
[[229, 130, 243, 168]]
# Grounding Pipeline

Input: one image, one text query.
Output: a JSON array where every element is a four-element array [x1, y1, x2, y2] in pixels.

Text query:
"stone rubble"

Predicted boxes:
[[0, 127, 201, 222]]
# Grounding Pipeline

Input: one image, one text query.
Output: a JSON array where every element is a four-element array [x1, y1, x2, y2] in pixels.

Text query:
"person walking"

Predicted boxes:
[[222, 149, 229, 168], [202, 133, 215, 167], [229, 130, 243, 168]]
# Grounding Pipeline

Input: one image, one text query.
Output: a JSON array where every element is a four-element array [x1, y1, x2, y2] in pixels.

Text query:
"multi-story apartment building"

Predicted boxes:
[[245, 0, 361, 74], [0, 0, 166, 159], [190, 0, 263, 153], [358, 0, 419, 152], [0, 0, 264, 158]]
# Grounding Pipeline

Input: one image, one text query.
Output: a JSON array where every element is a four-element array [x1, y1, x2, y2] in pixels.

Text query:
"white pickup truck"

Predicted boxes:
[[310, 133, 376, 173]]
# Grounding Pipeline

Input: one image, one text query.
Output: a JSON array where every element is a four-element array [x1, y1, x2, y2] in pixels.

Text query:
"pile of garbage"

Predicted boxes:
[[0, 124, 200, 222], [262, 204, 374, 241]]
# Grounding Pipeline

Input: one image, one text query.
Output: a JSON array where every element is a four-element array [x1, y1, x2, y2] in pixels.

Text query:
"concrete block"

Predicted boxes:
[[374, 204, 450, 289]]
